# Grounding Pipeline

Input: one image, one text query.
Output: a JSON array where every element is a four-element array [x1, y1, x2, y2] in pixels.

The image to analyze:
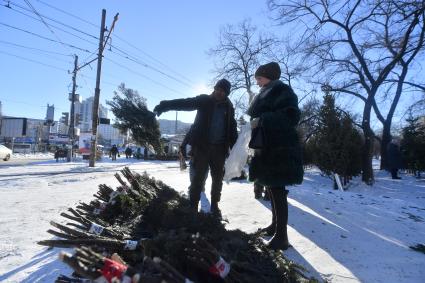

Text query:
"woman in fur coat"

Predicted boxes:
[[248, 62, 303, 250]]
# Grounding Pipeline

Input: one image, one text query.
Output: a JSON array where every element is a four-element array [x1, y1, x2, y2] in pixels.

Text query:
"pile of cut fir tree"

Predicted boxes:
[[39, 167, 317, 283]]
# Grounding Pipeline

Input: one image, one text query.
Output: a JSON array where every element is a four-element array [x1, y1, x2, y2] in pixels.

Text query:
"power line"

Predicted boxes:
[[78, 73, 120, 88], [23, 0, 70, 53], [9, 0, 195, 85], [0, 22, 93, 53], [3, 0, 99, 40], [4, 1, 193, 97], [0, 45, 72, 64], [35, 0, 99, 28], [0, 39, 72, 57], [1, 3, 99, 47], [1, 97, 68, 112], [112, 34, 195, 84], [79, 72, 173, 102], [0, 49, 69, 71], [104, 57, 186, 96], [107, 42, 194, 88], [1, 98, 46, 108]]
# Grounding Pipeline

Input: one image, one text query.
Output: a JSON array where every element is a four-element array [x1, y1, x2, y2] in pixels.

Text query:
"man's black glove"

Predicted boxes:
[[153, 103, 164, 116]]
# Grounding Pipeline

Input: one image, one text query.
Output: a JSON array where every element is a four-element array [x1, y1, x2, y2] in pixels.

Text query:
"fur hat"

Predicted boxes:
[[255, 62, 281, 80], [214, 79, 231, 95]]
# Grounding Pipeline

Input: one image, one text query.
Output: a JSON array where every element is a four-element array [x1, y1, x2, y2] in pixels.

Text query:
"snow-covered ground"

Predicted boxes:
[[0, 156, 424, 282], [11, 152, 54, 159]]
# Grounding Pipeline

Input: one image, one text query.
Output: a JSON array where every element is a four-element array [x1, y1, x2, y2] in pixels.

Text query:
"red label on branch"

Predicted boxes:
[[208, 257, 230, 278], [100, 258, 128, 283]]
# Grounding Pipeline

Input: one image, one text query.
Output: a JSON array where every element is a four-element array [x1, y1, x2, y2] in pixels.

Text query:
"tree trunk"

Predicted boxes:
[[361, 103, 374, 185], [380, 122, 392, 170], [378, 67, 407, 170]]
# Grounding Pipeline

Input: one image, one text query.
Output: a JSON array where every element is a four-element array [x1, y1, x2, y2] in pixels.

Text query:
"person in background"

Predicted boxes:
[[135, 147, 142, 160], [143, 147, 148, 160], [125, 146, 133, 159], [110, 144, 119, 161], [153, 79, 238, 216], [387, 137, 402, 179], [248, 62, 303, 250]]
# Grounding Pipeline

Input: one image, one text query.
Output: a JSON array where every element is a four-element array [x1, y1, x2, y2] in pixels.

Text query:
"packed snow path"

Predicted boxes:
[[0, 157, 424, 282]]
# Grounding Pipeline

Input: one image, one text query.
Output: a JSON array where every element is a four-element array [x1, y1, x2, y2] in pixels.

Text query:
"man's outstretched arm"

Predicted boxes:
[[153, 95, 208, 116]]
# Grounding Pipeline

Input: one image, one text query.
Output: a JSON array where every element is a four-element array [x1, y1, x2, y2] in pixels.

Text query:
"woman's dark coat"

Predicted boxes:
[[248, 80, 303, 187]]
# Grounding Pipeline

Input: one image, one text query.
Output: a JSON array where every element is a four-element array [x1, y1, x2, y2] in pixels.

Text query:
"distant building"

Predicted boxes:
[[79, 96, 108, 132], [45, 104, 55, 122], [0, 116, 60, 151], [161, 133, 186, 155], [97, 124, 125, 147]]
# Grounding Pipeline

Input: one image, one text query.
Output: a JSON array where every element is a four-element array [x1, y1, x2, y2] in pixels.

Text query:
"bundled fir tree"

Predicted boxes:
[[39, 167, 315, 283], [401, 114, 425, 178], [107, 83, 162, 154], [308, 94, 362, 188]]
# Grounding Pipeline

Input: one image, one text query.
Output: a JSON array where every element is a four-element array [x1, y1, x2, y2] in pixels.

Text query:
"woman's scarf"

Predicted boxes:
[[247, 80, 281, 117]]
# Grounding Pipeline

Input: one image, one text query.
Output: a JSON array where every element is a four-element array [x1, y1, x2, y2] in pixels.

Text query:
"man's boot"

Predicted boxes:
[[254, 183, 263, 199], [210, 201, 222, 218], [263, 188, 271, 201], [190, 201, 198, 213], [189, 195, 199, 213], [258, 188, 275, 236], [267, 188, 289, 250]]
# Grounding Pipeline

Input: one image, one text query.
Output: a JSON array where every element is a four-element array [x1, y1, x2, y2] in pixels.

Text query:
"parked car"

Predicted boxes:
[[0, 144, 12, 161], [12, 143, 32, 153]]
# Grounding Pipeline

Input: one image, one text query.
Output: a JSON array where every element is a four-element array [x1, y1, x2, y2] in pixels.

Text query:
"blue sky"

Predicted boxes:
[[0, 0, 275, 123]]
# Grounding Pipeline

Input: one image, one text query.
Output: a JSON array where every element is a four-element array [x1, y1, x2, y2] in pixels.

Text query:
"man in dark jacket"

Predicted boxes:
[[154, 79, 238, 215]]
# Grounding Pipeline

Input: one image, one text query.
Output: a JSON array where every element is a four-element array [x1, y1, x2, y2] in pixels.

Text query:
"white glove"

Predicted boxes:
[[250, 117, 260, 129]]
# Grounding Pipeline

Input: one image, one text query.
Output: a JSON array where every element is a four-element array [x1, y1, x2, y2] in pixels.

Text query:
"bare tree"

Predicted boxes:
[[268, 0, 425, 184], [298, 97, 321, 148], [208, 19, 276, 114], [371, 2, 425, 169], [269, 37, 318, 104]]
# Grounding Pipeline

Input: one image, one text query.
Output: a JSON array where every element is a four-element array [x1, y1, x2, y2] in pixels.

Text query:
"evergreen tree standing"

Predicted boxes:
[[299, 98, 320, 168], [311, 94, 363, 188], [340, 115, 363, 184], [314, 94, 342, 176], [401, 114, 425, 177]]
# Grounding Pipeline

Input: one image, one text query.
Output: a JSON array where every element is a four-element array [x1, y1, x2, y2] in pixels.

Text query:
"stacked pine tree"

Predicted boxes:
[[39, 167, 316, 283]]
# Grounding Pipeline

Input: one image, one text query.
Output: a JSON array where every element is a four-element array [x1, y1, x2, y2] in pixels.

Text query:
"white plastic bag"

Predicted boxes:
[[224, 123, 251, 182]]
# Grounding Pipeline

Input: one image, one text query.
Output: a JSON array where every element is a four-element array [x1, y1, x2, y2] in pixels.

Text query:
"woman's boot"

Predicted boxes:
[[267, 188, 289, 250], [258, 188, 275, 236]]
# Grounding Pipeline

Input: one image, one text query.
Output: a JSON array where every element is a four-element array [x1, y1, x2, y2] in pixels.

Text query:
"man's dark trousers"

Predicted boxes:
[[189, 144, 226, 207]]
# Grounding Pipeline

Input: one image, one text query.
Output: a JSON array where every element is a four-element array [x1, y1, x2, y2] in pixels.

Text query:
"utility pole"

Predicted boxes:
[[89, 9, 106, 167], [89, 10, 119, 167], [68, 55, 78, 162]]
